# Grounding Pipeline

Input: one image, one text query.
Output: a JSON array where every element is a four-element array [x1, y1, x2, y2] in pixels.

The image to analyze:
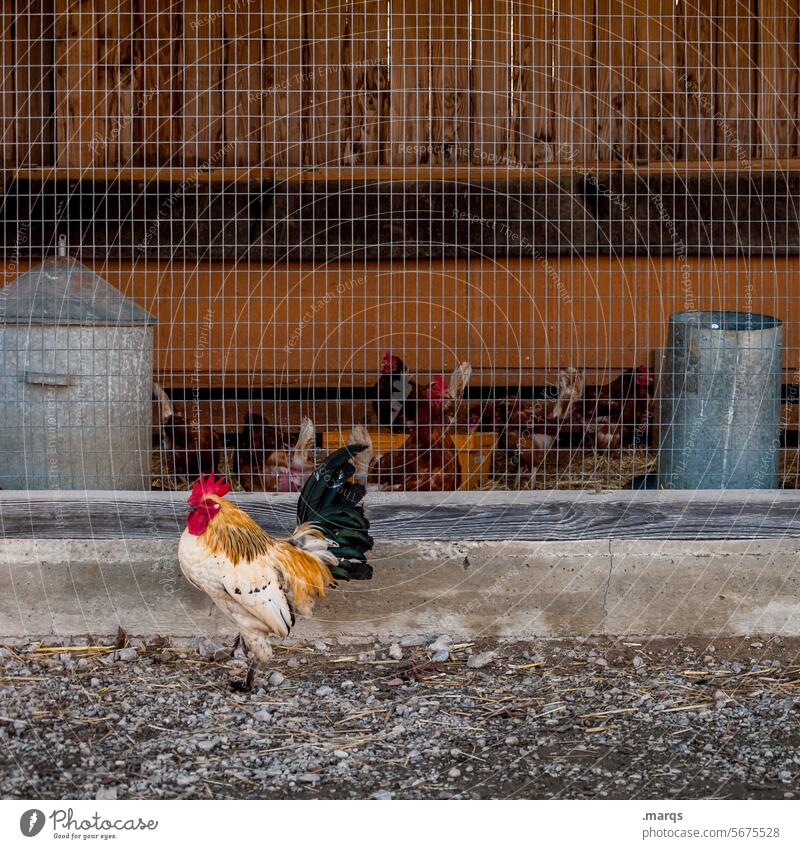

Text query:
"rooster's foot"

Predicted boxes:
[[231, 656, 259, 693]]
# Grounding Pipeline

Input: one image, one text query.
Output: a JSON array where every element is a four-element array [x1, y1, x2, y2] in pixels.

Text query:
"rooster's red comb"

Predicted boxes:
[[188, 473, 231, 506]]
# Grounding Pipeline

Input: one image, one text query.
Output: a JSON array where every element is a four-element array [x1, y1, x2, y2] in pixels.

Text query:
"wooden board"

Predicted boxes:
[[6, 254, 800, 385], [4, 489, 800, 542], [715, 0, 756, 161], [304, 0, 347, 167], [54, 0, 103, 168], [14, 0, 54, 168], [344, 0, 388, 166], [429, 0, 469, 164], [635, 0, 681, 162], [0, 0, 12, 167], [594, 0, 636, 162], [222, 6, 263, 167], [139, 0, 180, 166], [95, 0, 139, 168], [264, 0, 304, 166], [389, 0, 430, 165], [758, 0, 800, 159], [471, 0, 512, 167], [514, 1, 552, 165], [553, 0, 594, 163], [678, 0, 716, 162], [182, 0, 223, 167]]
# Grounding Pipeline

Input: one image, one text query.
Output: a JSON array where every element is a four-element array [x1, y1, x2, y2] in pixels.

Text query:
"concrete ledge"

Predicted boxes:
[[2, 537, 799, 639]]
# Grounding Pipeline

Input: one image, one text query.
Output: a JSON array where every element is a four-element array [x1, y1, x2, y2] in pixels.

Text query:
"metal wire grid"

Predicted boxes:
[[0, 0, 798, 492]]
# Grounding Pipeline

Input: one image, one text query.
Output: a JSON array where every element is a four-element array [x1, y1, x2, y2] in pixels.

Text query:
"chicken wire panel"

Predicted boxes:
[[0, 0, 799, 492]]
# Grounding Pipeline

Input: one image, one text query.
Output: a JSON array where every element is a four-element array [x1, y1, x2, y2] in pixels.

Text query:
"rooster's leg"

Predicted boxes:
[[231, 656, 258, 693], [231, 634, 242, 657]]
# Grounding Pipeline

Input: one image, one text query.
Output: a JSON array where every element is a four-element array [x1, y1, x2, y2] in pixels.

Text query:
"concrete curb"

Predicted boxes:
[[2, 537, 799, 639]]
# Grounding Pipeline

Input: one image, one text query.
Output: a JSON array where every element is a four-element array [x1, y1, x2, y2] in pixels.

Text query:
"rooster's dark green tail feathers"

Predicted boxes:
[[296, 445, 374, 581]]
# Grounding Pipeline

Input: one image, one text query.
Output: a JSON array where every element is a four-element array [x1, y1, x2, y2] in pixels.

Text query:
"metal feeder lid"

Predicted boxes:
[[0, 255, 156, 326]]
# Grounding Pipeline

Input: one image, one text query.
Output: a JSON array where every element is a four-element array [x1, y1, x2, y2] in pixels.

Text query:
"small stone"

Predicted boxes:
[[287, 657, 300, 668], [730, 661, 744, 674], [594, 657, 608, 668], [313, 641, 329, 652], [297, 773, 320, 784], [448, 767, 461, 779], [315, 685, 334, 697], [90, 677, 101, 688], [114, 648, 138, 662], [467, 651, 496, 669], [400, 635, 427, 647], [428, 636, 453, 653], [254, 709, 272, 722], [388, 643, 403, 660], [505, 735, 520, 746], [632, 656, 644, 669], [95, 786, 117, 800], [432, 650, 449, 663], [197, 638, 224, 660], [750, 642, 763, 649], [778, 770, 793, 782], [370, 790, 393, 800], [333, 750, 349, 759], [268, 671, 285, 687]]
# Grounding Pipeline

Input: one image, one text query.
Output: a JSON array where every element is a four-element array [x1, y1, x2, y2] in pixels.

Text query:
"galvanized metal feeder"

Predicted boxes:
[[0, 240, 156, 490], [658, 310, 783, 490]]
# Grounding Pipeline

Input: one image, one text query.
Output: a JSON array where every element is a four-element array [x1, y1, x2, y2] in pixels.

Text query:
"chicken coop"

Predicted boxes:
[[2, 0, 800, 495]]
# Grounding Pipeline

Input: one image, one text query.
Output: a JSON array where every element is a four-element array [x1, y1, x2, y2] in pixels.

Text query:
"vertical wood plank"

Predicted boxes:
[[264, 0, 304, 166], [472, 0, 512, 166], [635, 0, 681, 161], [182, 0, 223, 167], [344, 0, 388, 166], [430, 0, 470, 163], [15, 0, 55, 168], [515, 0, 553, 165], [0, 0, 13, 167], [222, 5, 262, 166], [139, 0, 180, 166], [758, 0, 800, 158], [595, 0, 637, 162], [553, 0, 595, 163], [96, 0, 138, 168], [54, 0, 103, 168], [305, 0, 347, 167], [389, 0, 430, 165], [679, 0, 716, 162], [714, 0, 755, 161]]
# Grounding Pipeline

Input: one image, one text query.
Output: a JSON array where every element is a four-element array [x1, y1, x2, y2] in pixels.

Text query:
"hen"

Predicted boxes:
[[153, 382, 220, 478], [237, 417, 316, 492], [580, 366, 655, 450], [372, 352, 415, 428], [353, 363, 471, 491], [178, 446, 373, 690]]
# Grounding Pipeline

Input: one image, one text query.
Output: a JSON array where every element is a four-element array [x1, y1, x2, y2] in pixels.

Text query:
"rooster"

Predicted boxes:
[[178, 445, 373, 690]]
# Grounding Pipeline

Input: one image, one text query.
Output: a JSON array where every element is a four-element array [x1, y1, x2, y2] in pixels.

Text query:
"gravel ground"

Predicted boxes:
[[1, 635, 799, 800]]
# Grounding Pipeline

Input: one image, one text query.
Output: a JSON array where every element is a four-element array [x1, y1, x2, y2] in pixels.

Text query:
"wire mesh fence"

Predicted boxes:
[[1, 0, 799, 492]]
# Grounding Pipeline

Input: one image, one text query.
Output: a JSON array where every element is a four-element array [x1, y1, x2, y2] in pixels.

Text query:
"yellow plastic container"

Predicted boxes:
[[452, 432, 498, 490], [322, 430, 408, 455], [324, 430, 496, 491]]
